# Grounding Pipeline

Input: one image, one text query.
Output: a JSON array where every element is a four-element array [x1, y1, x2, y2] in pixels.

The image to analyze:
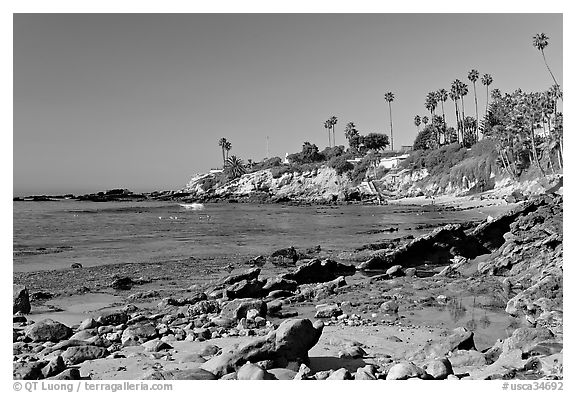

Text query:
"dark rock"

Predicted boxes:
[[226, 279, 266, 299], [223, 267, 261, 285], [46, 368, 82, 380], [270, 246, 298, 261], [26, 319, 72, 342], [30, 291, 54, 301], [359, 224, 487, 270], [13, 284, 31, 314], [61, 346, 108, 365], [97, 311, 128, 325], [70, 263, 83, 269], [281, 259, 355, 284], [111, 277, 134, 290]]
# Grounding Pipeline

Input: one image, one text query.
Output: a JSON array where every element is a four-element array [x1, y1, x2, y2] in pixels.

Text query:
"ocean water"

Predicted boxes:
[[13, 200, 491, 273]]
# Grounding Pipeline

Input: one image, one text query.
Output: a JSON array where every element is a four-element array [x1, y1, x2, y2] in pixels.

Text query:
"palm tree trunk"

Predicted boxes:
[[333, 126, 336, 148], [222, 148, 226, 167], [530, 122, 545, 175], [388, 102, 394, 151], [541, 50, 560, 89], [454, 102, 460, 144], [473, 82, 479, 141], [485, 85, 490, 128]]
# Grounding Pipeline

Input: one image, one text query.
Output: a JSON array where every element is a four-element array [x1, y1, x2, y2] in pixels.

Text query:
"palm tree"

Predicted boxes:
[[324, 120, 332, 147], [384, 92, 395, 150], [414, 115, 421, 132], [224, 140, 232, 161], [224, 155, 247, 179], [450, 81, 462, 143], [533, 33, 560, 89], [422, 115, 429, 127], [330, 116, 338, 147], [468, 69, 480, 139], [437, 89, 448, 126], [218, 137, 228, 167], [481, 74, 493, 126]]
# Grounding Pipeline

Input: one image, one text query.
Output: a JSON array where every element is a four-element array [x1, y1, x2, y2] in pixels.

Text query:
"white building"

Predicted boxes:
[[377, 154, 410, 169]]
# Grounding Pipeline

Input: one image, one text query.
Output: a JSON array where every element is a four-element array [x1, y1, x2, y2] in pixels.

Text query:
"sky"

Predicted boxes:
[[13, 13, 563, 195]]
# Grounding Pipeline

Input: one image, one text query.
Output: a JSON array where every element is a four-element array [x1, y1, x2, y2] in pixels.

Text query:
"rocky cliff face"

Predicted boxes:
[[184, 167, 357, 203]]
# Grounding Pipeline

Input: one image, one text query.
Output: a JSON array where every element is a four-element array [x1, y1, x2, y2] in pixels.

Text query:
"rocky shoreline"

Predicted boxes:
[[13, 195, 562, 380]]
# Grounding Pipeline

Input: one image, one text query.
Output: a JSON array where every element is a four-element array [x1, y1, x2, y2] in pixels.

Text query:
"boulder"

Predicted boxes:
[[425, 358, 453, 379], [354, 365, 377, 380], [359, 224, 487, 270], [13, 362, 45, 380], [61, 345, 108, 365], [327, 367, 352, 380], [41, 356, 66, 378], [221, 299, 267, 320], [143, 368, 217, 380], [201, 318, 323, 377], [274, 319, 324, 366], [26, 319, 72, 342], [223, 267, 261, 285], [502, 327, 554, 355], [78, 318, 97, 331], [142, 339, 173, 352], [46, 368, 82, 380], [226, 279, 266, 299], [13, 284, 31, 314], [97, 311, 128, 326], [237, 363, 276, 380], [263, 277, 298, 292], [418, 327, 476, 359], [281, 259, 355, 284], [188, 300, 220, 316], [386, 362, 426, 380], [386, 265, 405, 277], [380, 300, 399, 314], [111, 277, 134, 290], [267, 368, 297, 380], [121, 322, 157, 346], [314, 304, 342, 319]]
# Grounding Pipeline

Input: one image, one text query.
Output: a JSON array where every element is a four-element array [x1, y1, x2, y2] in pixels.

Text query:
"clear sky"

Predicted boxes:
[[13, 13, 562, 195]]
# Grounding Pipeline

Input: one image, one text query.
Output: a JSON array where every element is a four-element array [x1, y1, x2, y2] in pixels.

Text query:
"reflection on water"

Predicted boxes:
[[410, 294, 517, 350]]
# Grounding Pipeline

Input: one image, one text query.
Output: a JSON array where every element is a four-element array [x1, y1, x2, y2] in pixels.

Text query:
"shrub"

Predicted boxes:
[[270, 165, 291, 179], [328, 154, 354, 175]]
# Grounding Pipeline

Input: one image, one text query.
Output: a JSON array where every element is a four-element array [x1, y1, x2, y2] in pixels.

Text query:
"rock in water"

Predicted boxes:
[[386, 362, 425, 380], [25, 319, 72, 342], [13, 284, 31, 314]]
